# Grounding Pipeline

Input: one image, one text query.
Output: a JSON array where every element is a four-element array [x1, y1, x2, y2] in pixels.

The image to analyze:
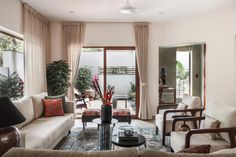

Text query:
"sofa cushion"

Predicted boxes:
[[206, 103, 236, 143], [20, 113, 74, 149], [42, 99, 64, 117], [175, 103, 187, 116], [32, 92, 48, 119], [171, 131, 230, 153], [3, 147, 138, 157], [13, 96, 34, 129], [212, 148, 236, 154]]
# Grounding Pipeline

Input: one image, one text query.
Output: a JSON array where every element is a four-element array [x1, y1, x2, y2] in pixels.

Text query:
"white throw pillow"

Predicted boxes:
[[175, 103, 187, 116], [13, 96, 34, 129], [204, 114, 221, 140]]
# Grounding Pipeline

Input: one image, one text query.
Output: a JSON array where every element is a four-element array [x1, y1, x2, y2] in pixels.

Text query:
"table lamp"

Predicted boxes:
[[0, 97, 26, 156]]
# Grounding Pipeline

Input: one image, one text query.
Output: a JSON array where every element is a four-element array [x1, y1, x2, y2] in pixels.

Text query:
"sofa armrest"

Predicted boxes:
[[185, 127, 236, 148], [17, 131, 26, 147], [64, 101, 76, 115]]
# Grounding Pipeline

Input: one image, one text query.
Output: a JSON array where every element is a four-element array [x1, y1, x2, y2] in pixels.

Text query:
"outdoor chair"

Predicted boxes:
[[171, 103, 236, 153], [155, 94, 203, 145]]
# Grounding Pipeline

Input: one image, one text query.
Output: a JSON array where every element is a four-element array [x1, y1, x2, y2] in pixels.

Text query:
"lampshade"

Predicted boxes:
[[0, 97, 26, 128]]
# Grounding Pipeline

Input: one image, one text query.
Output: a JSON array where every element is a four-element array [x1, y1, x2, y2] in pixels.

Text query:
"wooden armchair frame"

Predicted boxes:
[[156, 104, 204, 145], [172, 116, 236, 149]]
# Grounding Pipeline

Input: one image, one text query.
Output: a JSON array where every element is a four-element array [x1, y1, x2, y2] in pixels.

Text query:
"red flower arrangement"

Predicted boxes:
[[92, 75, 114, 105]]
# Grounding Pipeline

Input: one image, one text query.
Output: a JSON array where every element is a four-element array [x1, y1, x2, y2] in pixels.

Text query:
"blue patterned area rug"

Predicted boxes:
[[55, 126, 171, 152]]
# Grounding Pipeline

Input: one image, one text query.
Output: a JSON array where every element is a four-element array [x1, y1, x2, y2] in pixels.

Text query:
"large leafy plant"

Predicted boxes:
[[46, 60, 70, 96], [75, 66, 92, 93], [0, 72, 24, 100]]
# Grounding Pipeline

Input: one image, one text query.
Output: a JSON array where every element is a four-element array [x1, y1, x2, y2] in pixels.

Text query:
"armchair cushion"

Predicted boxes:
[[171, 131, 230, 153]]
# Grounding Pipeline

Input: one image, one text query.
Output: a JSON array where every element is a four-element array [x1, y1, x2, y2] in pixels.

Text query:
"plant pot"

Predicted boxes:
[[101, 105, 112, 123]]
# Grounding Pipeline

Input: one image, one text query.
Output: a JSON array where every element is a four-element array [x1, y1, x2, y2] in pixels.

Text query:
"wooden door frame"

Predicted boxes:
[[82, 46, 140, 117]]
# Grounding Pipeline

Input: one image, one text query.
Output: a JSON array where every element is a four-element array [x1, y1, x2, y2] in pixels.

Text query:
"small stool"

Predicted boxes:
[[82, 109, 101, 130], [112, 109, 131, 124]]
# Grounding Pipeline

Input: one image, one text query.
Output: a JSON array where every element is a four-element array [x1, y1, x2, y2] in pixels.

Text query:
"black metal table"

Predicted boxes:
[[92, 118, 118, 150], [112, 134, 146, 149]]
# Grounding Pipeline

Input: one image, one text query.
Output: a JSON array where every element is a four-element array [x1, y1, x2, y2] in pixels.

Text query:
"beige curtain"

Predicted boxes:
[[23, 3, 51, 95], [63, 22, 85, 101], [134, 22, 152, 119]]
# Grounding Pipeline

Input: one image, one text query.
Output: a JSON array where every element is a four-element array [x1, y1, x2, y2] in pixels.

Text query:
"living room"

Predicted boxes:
[[0, 0, 236, 156]]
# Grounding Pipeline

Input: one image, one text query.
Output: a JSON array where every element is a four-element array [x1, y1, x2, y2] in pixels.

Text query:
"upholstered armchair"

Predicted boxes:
[[171, 103, 236, 153], [155, 94, 203, 145]]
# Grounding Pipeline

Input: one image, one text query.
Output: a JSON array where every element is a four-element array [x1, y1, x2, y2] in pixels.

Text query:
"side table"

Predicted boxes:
[[92, 118, 118, 150]]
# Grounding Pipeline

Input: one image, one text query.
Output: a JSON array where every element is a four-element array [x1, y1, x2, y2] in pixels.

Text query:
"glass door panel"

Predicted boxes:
[[106, 50, 136, 115]]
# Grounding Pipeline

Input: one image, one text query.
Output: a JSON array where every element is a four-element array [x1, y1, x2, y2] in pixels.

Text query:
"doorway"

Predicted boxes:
[[159, 44, 206, 105]]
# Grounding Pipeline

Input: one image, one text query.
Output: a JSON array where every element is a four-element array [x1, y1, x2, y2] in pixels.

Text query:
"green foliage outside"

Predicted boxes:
[[46, 60, 70, 96], [130, 82, 136, 93], [0, 72, 24, 100], [0, 34, 23, 52], [176, 60, 188, 80], [75, 66, 93, 93]]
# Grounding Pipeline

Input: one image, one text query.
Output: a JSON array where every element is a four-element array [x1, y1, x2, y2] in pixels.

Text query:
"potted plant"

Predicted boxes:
[[46, 60, 70, 96], [75, 66, 94, 98], [0, 72, 24, 100], [130, 82, 136, 100]]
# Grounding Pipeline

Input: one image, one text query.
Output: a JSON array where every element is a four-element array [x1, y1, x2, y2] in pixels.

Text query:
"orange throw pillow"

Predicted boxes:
[[42, 99, 64, 117]]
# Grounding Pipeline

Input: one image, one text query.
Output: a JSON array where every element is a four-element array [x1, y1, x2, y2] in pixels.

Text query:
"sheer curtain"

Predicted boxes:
[[23, 3, 51, 95], [134, 22, 152, 119], [63, 22, 85, 101]]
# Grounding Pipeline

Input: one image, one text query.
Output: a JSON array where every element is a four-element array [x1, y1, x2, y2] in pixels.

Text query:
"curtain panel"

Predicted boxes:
[[23, 3, 51, 95], [133, 22, 152, 119], [62, 22, 85, 101]]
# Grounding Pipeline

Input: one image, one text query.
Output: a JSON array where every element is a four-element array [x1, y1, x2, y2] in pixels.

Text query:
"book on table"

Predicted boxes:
[[118, 132, 139, 142]]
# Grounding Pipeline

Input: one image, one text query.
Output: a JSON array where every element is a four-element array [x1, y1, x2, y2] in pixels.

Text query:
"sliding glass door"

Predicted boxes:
[[77, 47, 139, 117], [106, 48, 137, 115]]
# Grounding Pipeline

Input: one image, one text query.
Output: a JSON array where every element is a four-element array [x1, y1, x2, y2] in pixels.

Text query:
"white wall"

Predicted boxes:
[[152, 9, 236, 111], [50, 9, 236, 116], [50, 22, 135, 61], [0, 0, 22, 34]]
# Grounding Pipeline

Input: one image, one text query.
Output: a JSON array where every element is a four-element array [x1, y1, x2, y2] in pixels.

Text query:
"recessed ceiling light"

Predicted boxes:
[[69, 11, 75, 14], [120, 0, 139, 14]]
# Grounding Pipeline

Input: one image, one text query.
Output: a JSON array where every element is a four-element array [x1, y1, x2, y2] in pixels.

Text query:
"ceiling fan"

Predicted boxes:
[[120, 0, 139, 14]]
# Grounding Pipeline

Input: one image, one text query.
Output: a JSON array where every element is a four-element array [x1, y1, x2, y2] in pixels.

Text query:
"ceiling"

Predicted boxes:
[[21, 0, 236, 22]]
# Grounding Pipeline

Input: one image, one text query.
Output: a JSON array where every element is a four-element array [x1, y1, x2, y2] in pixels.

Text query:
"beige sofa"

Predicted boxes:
[[13, 92, 75, 149], [2, 147, 236, 157]]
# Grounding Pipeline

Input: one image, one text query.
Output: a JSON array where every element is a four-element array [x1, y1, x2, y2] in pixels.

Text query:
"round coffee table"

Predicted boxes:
[[112, 134, 146, 148]]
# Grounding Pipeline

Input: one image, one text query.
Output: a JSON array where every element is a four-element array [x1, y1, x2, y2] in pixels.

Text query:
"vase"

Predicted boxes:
[[101, 105, 112, 123]]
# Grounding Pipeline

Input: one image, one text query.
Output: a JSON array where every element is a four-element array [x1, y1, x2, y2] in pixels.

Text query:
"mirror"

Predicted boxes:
[[159, 44, 206, 105]]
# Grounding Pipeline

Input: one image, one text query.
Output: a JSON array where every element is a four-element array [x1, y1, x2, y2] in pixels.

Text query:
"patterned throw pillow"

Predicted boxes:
[[204, 114, 221, 140], [42, 99, 64, 117], [45, 95, 66, 111], [175, 103, 187, 116], [178, 145, 211, 153]]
